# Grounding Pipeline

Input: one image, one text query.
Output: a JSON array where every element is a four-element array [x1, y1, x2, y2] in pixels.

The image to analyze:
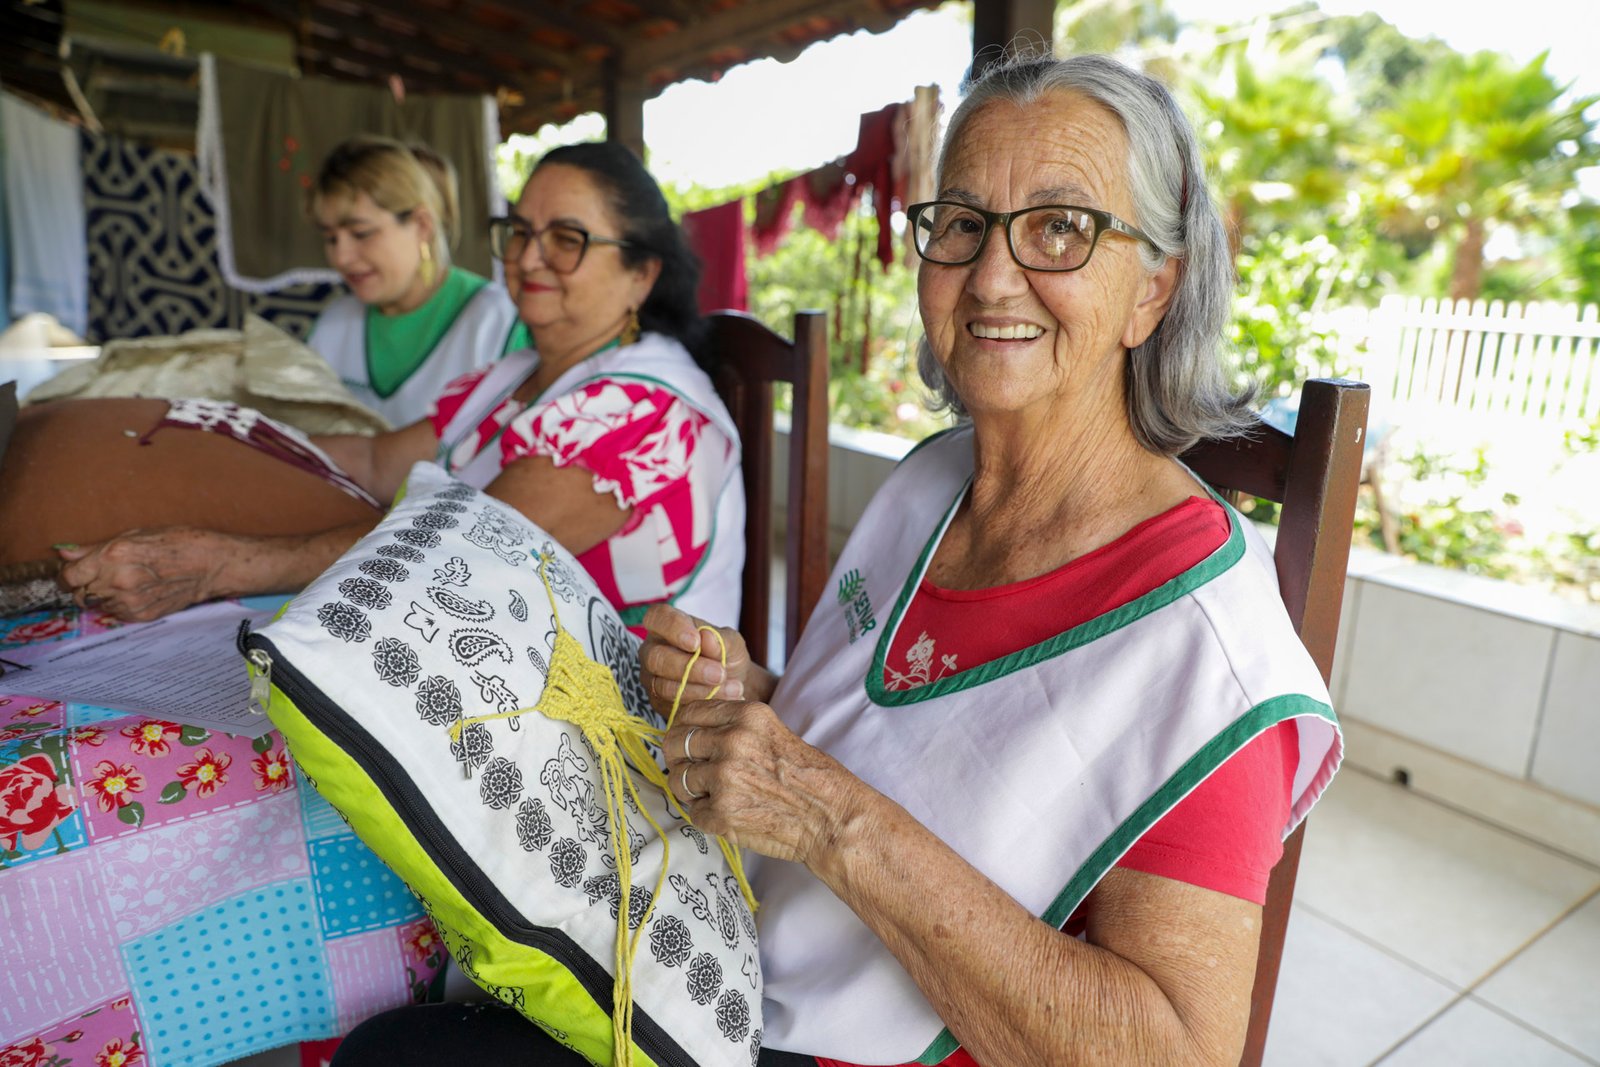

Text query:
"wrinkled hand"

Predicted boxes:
[[664, 698, 858, 867], [638, 603, 764, 714], [57, 527, 231, 622]]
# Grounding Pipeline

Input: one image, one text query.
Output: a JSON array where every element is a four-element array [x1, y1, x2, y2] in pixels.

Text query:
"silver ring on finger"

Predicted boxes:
[[681, 765, 706, 801], [683, 726, 699, 762]]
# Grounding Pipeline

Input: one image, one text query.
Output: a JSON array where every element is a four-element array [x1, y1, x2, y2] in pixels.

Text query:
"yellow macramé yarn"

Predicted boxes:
[[446, 554, 755, 1065]]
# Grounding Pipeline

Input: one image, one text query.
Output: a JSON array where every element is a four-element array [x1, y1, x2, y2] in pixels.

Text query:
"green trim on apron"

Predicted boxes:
[[864, 482, 1248, 707]]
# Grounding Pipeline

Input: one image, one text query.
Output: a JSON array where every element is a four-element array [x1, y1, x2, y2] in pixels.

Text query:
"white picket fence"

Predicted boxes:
[[1321, 296, 1600, 423]]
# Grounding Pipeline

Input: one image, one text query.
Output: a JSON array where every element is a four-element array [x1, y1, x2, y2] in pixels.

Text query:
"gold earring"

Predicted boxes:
[[620, 307, 640, 347], [419, 241, 436, 288]]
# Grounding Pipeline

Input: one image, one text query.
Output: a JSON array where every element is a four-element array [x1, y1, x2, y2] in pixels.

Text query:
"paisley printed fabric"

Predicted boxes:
[[249, 461, 760, 1067]]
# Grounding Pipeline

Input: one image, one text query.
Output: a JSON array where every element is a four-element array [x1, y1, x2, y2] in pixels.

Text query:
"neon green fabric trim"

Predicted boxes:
[[912, 693, 1337, 1064], [256, 679, 663, 1067], [865, 485, 1247, 706], [365, 267, 488, 399]]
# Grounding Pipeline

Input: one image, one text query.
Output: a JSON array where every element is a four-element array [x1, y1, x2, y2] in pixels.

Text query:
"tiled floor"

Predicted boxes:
[[1265, 766, 1600, 1066]]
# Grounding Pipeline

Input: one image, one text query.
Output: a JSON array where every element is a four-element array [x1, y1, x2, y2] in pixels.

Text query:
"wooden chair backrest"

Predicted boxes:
[[1179, 377, 1370, 1066], [703, 310, 831, 667]]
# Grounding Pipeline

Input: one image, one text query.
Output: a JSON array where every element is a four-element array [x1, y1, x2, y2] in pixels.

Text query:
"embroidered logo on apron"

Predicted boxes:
[[836, 568, 877, 644]]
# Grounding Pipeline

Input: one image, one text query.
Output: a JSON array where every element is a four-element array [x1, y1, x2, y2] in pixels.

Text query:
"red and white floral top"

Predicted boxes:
[[427, 367, 735, 623]]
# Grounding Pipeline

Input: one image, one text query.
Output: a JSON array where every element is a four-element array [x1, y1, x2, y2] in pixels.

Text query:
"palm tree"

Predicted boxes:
[[1360, 50, 1598, 301], [1183, 15, 1353, 258]]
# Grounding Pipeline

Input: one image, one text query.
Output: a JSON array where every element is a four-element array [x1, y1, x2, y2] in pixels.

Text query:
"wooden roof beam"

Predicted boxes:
[[466, 0, 623, 55], [312, 0, 581, 77], [624, 0, 698, 26], [300, 6, 507, 91]]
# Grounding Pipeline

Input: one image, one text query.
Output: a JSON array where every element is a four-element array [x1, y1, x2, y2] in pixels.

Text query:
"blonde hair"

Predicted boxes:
[[310, 136, 459, 265]]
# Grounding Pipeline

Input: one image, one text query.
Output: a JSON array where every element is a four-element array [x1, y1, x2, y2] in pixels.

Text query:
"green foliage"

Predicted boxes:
[[1354, 49, 1599, 299], [1231, 230, 1378, 397], [1556, 202, 1600, 308], [1057, 0, 1181, 55], [1377, 445, 1516, 577], [741, 195, 947, 438], [1182, 16, 1352, 247], [496, 114, 608, 201]]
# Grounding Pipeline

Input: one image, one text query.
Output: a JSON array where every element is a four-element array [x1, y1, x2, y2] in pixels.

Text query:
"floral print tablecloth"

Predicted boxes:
[[0, 604, 445, 1067]]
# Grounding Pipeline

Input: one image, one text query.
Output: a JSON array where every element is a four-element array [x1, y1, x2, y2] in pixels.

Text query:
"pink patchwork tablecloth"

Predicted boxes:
[[0, 604, 445, 1067]]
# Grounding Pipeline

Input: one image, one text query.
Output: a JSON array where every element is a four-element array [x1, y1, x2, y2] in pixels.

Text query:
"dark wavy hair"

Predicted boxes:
[[532, 142, 706, 358]]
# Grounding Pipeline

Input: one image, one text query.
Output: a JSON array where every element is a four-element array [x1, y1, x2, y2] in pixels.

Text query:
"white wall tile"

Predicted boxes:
[[1331, 577, 1362, 709], [1530, 632, 1600, 808], [1341, 584, 1554, 777], [1340, 717, 1600, 868]]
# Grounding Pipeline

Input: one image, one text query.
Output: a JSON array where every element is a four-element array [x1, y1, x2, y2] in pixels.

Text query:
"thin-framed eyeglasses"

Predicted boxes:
[[488, 216, 635, 274], [906, 201, 1157, 273]]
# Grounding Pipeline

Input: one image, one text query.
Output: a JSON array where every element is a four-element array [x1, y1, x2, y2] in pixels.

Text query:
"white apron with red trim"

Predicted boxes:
[[434, 332, 745, 629], [307, 283, 521, 427], [753, 425, 1342, 1065]]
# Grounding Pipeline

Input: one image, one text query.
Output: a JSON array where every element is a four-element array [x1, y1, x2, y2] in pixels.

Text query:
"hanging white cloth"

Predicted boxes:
[[1, 93, 88, 337]]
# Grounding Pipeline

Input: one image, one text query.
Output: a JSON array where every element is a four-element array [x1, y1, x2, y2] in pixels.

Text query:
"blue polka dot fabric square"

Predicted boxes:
[[307, 834, 423, 938], [122, 878, 335, 1063], [297, 773, 355, 842], [67, 702, 133, 727]]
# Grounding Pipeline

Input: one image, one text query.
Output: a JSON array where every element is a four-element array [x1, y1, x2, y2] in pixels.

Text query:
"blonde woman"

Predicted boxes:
[[307, 137, 527, 425]]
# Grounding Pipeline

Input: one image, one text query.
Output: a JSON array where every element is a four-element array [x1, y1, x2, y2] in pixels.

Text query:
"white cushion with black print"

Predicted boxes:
[[245, 460, 762, 1067]]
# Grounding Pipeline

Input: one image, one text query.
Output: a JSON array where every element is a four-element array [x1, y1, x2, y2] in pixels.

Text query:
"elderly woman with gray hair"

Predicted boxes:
[[334, 50, 1340, 1067]]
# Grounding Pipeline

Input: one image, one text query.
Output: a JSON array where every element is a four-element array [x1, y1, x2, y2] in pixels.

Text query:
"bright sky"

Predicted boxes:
[[633, 0, 1596, 191], [642, 6, 972, 187]]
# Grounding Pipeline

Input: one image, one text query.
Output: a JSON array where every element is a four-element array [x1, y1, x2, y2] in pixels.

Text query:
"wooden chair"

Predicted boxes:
[[703, 310, 831, 668], [1179, 377, 1371, 1067]]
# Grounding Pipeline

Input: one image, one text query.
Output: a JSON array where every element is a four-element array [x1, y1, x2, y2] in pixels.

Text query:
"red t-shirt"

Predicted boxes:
[[817, 496, 1297, 1067]]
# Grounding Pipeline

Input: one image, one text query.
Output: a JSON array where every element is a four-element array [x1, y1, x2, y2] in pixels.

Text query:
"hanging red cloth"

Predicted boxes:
[[751, 178, 802, 256], [682, 199, 749, 312], [842, 102, 904, 270]]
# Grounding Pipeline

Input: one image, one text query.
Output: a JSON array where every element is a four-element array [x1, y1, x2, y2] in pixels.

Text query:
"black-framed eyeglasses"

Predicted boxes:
[[488, 216, 634, 273], [906, 200, 1157, 273]]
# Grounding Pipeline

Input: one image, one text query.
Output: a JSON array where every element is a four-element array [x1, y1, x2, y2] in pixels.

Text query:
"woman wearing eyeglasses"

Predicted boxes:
[[59, 142, 743, 629], [624, 54, 1338, 1067], [306, 136, 528, 427], [328, 52, 1341, 1067]]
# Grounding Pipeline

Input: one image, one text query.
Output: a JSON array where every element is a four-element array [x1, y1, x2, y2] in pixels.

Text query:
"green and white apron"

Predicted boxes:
[[434, 332, 745, 628], [753, 425, 1342, 1064], [308, 282, 521, 426]]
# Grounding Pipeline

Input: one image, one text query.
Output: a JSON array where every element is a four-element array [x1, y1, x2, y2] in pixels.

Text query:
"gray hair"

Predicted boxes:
[[917, 52, 1257, 454]]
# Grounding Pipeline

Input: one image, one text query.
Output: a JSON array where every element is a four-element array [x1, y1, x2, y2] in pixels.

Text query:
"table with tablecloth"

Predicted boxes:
[[0, 602, 444, 1067]]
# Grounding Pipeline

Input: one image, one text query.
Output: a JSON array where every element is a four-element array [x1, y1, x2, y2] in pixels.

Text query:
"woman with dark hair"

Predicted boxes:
[[58, 142, 744, 630]]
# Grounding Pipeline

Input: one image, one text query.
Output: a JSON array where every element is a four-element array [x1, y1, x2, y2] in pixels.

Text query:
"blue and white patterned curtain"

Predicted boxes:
[[82, 131, 338, 343]]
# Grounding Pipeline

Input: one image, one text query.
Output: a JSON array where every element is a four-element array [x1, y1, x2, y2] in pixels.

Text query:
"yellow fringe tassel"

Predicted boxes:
[[445, 554, 756, 1066]]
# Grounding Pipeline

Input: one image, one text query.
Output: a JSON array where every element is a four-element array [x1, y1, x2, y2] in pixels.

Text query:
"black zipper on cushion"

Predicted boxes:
[[241, 626, 700, 1067]]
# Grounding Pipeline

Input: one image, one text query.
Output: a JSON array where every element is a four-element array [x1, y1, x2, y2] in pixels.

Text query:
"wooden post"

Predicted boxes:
[[971, 0, 1057, 76], [602, 55, 645, 159]]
